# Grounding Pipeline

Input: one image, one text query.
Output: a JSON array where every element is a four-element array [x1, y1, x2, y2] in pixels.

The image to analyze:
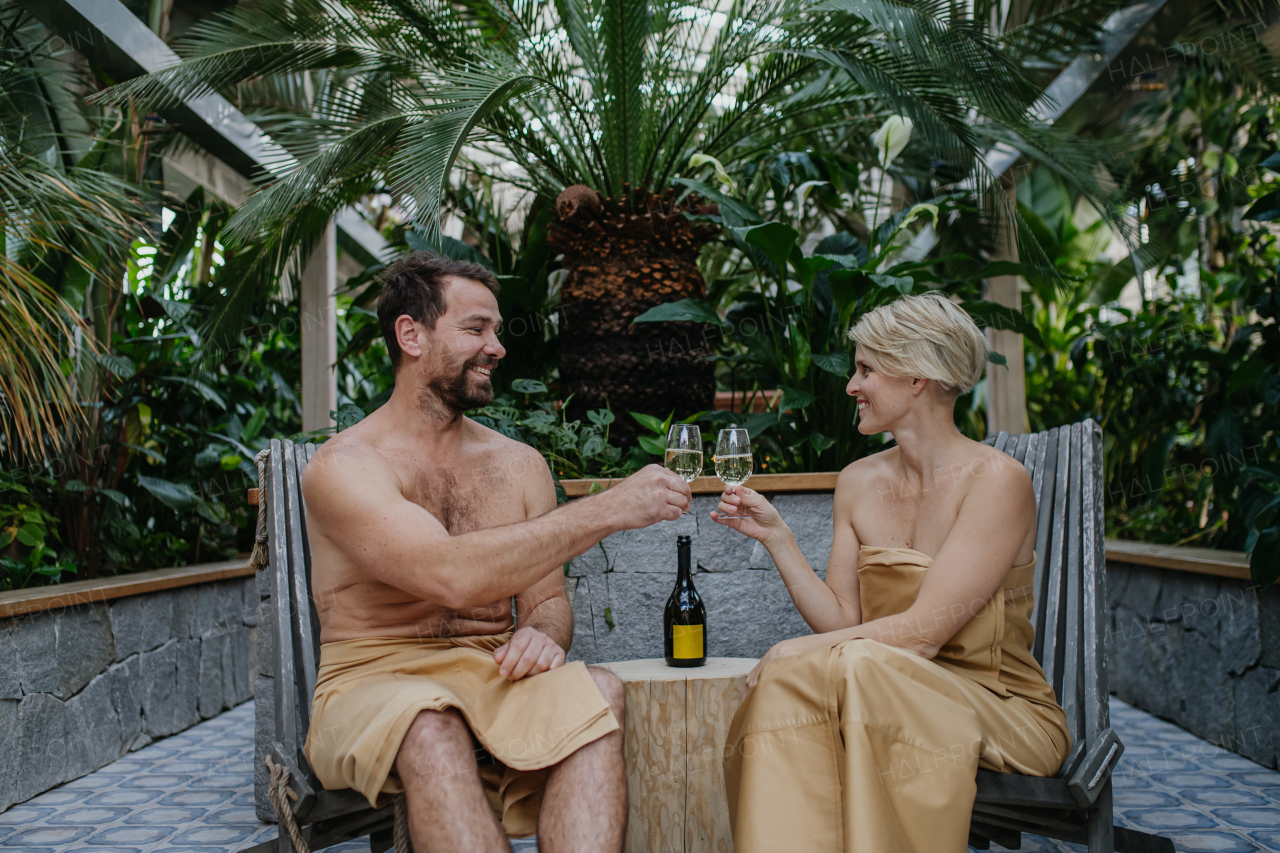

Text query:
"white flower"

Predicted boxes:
[[872, 115, 914, 168]]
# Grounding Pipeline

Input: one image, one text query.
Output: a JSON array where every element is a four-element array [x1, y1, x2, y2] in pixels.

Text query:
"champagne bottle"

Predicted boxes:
[[664, 535, 707, 667]]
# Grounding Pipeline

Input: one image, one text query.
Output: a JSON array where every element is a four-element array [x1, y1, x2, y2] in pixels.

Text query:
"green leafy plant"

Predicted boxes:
[[471, 382, 647, 493]]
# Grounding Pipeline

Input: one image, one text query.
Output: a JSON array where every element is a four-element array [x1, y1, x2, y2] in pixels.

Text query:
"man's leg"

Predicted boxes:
[[537, 666, 628, 853], [394, 708, 508, 853]]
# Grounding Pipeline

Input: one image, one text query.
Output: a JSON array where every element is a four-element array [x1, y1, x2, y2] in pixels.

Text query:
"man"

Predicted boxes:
[[301, 251, 691, 852]]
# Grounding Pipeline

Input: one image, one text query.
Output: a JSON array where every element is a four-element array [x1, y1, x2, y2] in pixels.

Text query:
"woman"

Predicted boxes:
[[712, 292, 1070, 853]]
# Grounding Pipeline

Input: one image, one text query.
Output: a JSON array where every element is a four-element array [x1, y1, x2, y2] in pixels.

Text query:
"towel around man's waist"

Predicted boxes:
[[304, 630, 618, 809]]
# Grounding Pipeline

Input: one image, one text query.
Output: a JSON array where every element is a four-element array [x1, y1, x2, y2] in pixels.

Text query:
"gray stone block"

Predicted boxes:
[[108, 598, 144, 661], [140, 590, 174, 652], [16, 692, 68, 802], [697, 570, 811, 659], [256, 565, 272, 600], [175, 637, 201, 732], [1118, 566, 1163, 619], [233, 627, 253, 705], [256, 599, 274, 677], [107, 657, 143, 751], [193, 585, 221, 637], [566, 577, 598, 664], [1232, 666, 1279, 769], [1174, 628, 1234, 746], [0, 621, 20, 699], [1111, 605, 1176, 721], [689, 496, 755, 572], [199, 631, 232, 718], [65, 670, 125, 777], [747, 494, 833, 578], [566, 542, 609, 576], [0, 698, 17, 811], [241, 578, 259, 626], [171, 587, 198, 641], [140, 640, 179, 737], [1105, 563, 1130, 612], [12, 611, 58, 695], [603, 516, 699, 573], [590, 573, 674, 663], [56, 604, 114, 699], [1260, 589, 1280, 670], [254, 672, 278, 823], [1218, 583, 1262, 675]]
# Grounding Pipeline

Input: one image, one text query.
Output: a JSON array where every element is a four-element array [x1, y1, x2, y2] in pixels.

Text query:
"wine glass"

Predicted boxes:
[[665, 424, 703, 515], [715, 428, 753, 519]]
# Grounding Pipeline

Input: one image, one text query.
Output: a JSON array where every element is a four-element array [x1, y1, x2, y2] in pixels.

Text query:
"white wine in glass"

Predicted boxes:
[[665, 424, 702, 515], [715, 428, 752, 518]]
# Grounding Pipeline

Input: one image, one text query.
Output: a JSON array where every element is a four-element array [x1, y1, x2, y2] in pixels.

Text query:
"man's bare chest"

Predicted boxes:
[[398, 460, 526, 535]]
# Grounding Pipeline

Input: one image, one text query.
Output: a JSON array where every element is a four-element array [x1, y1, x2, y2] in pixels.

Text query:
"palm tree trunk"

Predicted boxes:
[[549, 186, 719, 440]]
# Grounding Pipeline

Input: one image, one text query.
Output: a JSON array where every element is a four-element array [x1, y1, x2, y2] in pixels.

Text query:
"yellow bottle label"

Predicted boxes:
[[672, 624, 704, 659]]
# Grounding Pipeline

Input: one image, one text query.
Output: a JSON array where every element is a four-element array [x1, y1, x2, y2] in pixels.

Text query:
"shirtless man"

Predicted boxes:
[[300, 251, 691, 853]]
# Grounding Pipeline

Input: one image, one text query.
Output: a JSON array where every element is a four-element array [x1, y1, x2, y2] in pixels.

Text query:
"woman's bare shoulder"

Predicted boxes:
[[835, 447, 897, 494]]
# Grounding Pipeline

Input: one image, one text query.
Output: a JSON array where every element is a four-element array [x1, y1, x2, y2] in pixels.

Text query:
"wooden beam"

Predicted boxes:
[[984, 185, 1029, 435], [19, 0, 388, 267], [301, 220, 338, 433], [0, 558, 253, 619], [1104, 540, 1251, 581]]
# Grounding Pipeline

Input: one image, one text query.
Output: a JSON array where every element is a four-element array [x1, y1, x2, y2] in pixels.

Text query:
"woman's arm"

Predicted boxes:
[[712, 465, 864, 632], [744, 458, 1035, 687]]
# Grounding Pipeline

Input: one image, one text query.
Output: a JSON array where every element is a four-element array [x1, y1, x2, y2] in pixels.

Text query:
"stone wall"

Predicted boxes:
[[1107, 560, 1280, 770], [0, 577, 257, 812], [564, 492, 834, 663]]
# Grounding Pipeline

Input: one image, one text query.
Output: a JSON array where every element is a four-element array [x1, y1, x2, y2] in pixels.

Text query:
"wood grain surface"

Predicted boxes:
[[598, 658, 756, 853]]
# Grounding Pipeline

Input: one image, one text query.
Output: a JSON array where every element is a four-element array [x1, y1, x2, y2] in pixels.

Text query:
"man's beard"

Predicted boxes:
[[423, 354, 495, 416]]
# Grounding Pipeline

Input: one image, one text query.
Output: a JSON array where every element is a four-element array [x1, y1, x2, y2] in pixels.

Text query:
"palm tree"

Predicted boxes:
[[104, 0, 1125, 431], [0, 10, 147, 462]]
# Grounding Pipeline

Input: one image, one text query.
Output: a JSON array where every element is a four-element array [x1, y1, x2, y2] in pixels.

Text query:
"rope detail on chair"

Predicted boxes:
[[265, 754, 310, 853], [249, 447, 272, 574], [393, 793, 413, 852]]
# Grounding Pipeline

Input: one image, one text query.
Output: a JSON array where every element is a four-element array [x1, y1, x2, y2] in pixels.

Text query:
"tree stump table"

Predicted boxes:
[[597, 658, 757, 853]]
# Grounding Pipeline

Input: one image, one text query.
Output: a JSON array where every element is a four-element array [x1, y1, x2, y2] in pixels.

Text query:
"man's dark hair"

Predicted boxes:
[[376, 251, 501, 369]]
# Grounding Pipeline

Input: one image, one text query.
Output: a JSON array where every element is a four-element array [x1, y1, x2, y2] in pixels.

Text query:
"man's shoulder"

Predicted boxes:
[[466, 417, 546, 469], [304, 425, 399, 493]]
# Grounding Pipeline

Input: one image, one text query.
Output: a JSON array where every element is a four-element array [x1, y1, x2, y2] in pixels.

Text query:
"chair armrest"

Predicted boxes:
[[269, 741, 319, 821], [1066, 728, 1123, 808]]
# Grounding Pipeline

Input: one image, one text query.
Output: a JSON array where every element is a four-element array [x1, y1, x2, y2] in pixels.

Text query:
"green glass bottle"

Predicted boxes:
[[664, 535, 706, 667]]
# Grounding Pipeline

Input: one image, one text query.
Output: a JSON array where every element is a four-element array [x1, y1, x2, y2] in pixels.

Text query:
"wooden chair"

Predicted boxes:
[[971, 419, 1173, 853], [251, 439, 409, 853]]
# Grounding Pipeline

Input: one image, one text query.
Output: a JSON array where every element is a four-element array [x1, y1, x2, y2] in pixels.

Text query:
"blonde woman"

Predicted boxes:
[[712, 292, 1070, 853]]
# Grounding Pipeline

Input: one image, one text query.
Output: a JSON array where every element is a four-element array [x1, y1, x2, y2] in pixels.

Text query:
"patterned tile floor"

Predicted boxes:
[[0, 697, 1274, 852]]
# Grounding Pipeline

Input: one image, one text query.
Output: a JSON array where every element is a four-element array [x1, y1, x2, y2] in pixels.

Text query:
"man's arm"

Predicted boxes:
[[496, 457, 575, 680], [303, 444, 691, 610]]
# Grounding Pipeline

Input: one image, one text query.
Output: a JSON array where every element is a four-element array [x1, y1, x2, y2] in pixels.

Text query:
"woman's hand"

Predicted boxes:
[[711, 485, 786, 543], [745, 636, 811, 689]]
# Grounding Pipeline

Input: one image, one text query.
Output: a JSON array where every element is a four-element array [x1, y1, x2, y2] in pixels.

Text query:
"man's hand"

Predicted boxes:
[[494, 627, 567, 681], [601, 464, 692, 529]]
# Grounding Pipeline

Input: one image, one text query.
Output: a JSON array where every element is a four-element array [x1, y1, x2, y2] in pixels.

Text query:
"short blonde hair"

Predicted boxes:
[[847, 292, 987, 394]]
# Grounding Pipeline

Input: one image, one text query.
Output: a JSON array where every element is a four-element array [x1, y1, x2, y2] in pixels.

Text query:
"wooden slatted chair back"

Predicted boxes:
[[982, 419, 1108, 753], [265, 438, 323, 781]]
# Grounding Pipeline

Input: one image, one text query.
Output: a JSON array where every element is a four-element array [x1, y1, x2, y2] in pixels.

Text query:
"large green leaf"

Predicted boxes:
[[137, 475, 199, 512], [671, 179, 763, 227], [730, 222, 800, 275], [631, 299, 723, 326], [869, 273, 913, 294], [960, 300, 1047, 349], [812, 352, 851, 376], [1244, 189, 1280, 221]]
